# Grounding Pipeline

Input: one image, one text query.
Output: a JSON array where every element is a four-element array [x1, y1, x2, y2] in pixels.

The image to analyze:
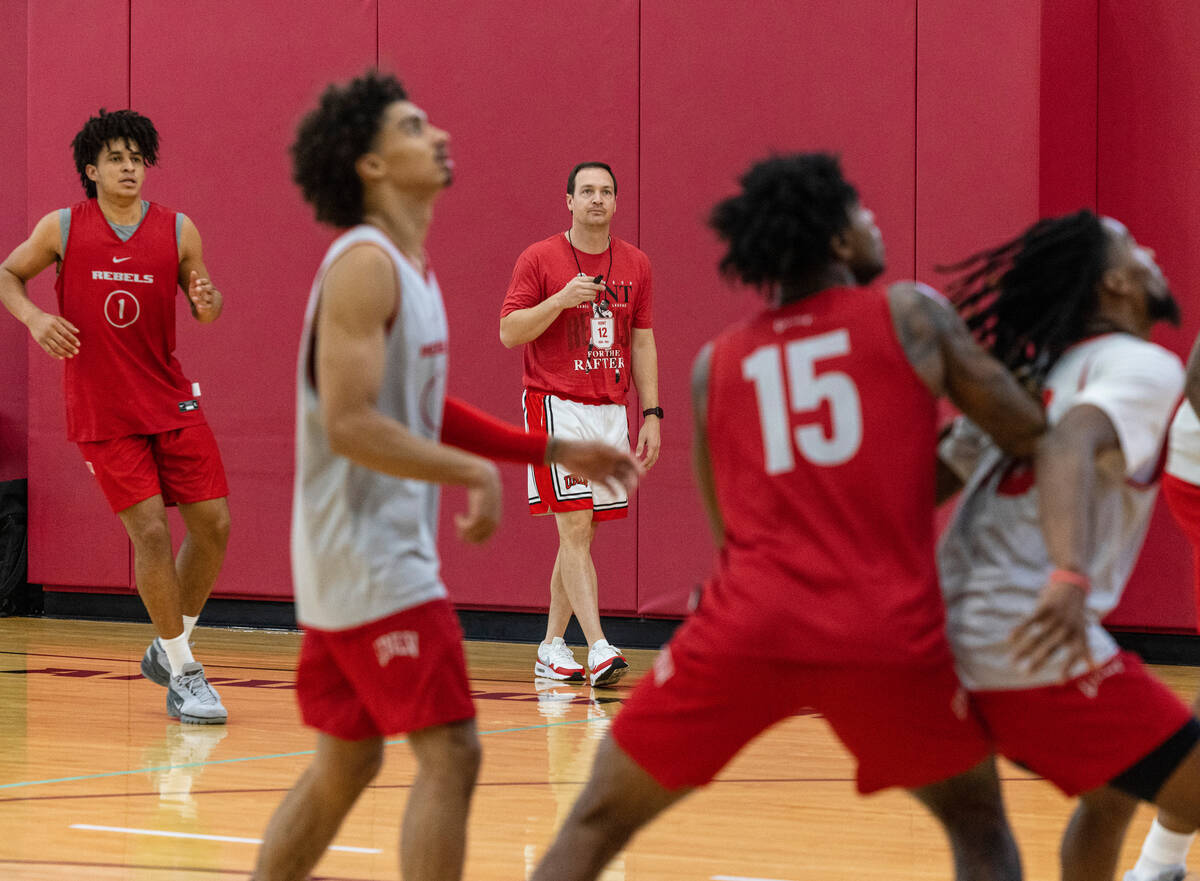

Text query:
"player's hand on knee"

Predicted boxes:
[[455, 461, 502, 544]]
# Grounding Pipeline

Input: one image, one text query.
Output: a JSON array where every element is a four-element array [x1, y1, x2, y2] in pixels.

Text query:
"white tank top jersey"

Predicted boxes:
[[938, 333, 1183, 691], [292, 225, 450, 631], [1167, 400, 1200, 484]]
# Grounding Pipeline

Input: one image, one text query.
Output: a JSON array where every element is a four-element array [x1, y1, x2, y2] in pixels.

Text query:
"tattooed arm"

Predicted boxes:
[[888, 281, 1045, 458]]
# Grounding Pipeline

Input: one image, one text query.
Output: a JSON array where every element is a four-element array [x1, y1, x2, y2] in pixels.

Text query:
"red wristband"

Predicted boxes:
[[1050, 568, 1090, 593]]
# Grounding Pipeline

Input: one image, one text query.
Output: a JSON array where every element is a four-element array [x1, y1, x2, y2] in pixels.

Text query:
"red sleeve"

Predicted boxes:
[[441, 396, 549, 464], [500, 247, 543, 318]]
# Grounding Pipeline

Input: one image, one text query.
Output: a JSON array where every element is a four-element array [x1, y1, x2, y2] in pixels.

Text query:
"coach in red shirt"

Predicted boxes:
[[500, 162, 661, 688]]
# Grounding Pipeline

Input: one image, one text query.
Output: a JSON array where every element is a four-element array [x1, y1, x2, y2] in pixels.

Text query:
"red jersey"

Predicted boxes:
[[501, 233, 653, 405], [55, 199, 206, 441], [697, 285, 946, 665]]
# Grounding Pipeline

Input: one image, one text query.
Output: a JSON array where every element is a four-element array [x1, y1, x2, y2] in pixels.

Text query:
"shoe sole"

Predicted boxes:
[[534, 662, 584, 682], [589, 657, 629, 688], [166, 700, 228, 725], [141, 646, 170, 687], [175, 712, 228, 725]]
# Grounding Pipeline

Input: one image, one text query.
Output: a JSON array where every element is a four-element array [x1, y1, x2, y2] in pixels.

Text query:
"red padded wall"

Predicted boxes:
[[1039, 0, 1098, 216], [25, 0, 132, 588], [1098, 2, 1200, 631], [637, 1, 920, 615], [379, 0, 642, 613], [128, 0, 377, 599], [13, 1, 1195, 633], [0, 0, 28, 480], [915, 1, 1043, 281]]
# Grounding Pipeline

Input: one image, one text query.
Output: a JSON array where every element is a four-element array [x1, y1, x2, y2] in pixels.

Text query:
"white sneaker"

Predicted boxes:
[[1123, 869, 1189, 881], [587, 639, 628, 688], [166, 662, 228, 724], [534, 637, 585, 682]]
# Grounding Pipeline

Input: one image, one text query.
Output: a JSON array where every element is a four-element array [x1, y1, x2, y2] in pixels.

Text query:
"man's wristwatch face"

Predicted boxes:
[[643, 407, 664, 419]]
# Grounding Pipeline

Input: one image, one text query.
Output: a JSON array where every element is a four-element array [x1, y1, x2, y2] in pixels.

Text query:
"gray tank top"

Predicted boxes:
[[291, 225, 450, 630]]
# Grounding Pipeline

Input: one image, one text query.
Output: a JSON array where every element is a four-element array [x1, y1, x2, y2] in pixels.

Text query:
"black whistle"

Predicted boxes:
[[593, 275, 604, 284]]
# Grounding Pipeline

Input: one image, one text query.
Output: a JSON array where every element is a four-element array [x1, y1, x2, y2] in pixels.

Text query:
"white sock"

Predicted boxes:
[[1131, 818, 1194, 881], [160, 631, 196, 677], [182, 614, 199, 642]]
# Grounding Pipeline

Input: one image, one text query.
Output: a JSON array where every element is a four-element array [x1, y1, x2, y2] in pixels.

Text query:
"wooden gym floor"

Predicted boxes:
[[1, 616, 1195, 880]]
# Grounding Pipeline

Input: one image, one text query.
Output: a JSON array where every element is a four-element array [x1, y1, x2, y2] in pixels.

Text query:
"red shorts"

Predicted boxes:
[[1163, 473, 1200, 628], [611, 615, 989, 794], [296, 598, 476, 741], [78, 423, 229, 513], [524, 389, 629, 521], [971, 651, 1194, 795]]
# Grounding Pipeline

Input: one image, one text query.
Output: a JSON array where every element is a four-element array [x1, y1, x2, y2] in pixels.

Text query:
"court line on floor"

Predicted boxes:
[[71, 823, 380, 853], [0, 717, 593, 792], [713, 875, 795, 881]]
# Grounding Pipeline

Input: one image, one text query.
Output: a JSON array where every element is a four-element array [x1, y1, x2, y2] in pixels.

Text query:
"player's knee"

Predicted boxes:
[[444, 731, 482, 785], [125, 515, 171, 552], [340, 741, 385, 790], [417, 725, 481, 790], [195, 504, 231, 550]]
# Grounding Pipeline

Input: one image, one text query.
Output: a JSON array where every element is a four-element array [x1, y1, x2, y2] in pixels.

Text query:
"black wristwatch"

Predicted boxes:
[[642, 407, 664, 419]]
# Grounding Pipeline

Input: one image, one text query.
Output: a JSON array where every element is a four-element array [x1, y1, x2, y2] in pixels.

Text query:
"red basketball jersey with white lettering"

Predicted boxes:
[[55, 199, 205, 441], [697, 285, 946, 665]]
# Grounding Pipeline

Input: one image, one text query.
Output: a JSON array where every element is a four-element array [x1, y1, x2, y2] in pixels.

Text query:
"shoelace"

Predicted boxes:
[[177, 672, 219, 704], [546, 643, 579, 668]]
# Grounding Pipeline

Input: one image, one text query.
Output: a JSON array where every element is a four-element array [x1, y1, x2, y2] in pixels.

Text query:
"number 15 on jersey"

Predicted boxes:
[[741, 329, 863, 473]]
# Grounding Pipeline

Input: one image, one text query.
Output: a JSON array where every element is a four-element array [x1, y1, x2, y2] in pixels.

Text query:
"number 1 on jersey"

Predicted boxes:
[[742, 329, 863, 472]]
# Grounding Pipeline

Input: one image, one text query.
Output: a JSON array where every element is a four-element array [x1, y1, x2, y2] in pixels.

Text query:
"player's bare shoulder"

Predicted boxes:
[[322, 240, 401, 324], [0, 210, 65, 279], [887, 280, 958, 395]]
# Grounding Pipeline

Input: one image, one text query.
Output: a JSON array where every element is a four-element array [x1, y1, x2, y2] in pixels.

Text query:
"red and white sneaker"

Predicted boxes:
[[534, 637, 585, 682], [587, 639, 628, 688]]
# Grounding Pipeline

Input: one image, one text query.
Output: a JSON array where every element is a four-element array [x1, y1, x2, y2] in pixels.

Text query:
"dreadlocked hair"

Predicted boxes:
[[709, 152, 857, 292], [72, 109, 160, 198], [291, 71, 409, 228], [941, 209, 1107, 387]]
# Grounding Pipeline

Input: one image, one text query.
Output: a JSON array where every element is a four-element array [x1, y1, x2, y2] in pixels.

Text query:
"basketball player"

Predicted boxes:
[[500, 162, 660, 687], [937, 210, 1200, 881], [1123, 334, 1200, 881], [529, 153, 1048, 881], [0, 109, 231, 724], [252, 71, 640, 881]]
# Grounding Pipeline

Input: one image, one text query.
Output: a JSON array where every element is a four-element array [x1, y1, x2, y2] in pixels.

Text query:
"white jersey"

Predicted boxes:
[[1167, 400, 1200, 485], [292, 226, 450, 630], [938, 333, 1183, 690]]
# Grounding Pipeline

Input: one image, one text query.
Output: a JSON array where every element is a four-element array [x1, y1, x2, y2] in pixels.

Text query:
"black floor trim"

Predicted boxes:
[[36, 592, 681, 649], [29, 592, 1200, 661]]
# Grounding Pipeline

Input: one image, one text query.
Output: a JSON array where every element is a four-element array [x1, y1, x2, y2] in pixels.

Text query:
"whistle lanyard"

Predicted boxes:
[[566, 231, 617, 381], [566, 230, 613, 295]]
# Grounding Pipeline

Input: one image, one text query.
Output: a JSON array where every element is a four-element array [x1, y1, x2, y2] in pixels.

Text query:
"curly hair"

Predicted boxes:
[[291, 71, 409, 228], [71, 109, 160, 198], [941, 210, 1107, 386], [708, 153, 858, 290], [567, 162, 617, 196]]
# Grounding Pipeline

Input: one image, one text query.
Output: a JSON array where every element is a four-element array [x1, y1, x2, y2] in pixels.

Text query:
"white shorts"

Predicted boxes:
[[523, 390, 630, 520]]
